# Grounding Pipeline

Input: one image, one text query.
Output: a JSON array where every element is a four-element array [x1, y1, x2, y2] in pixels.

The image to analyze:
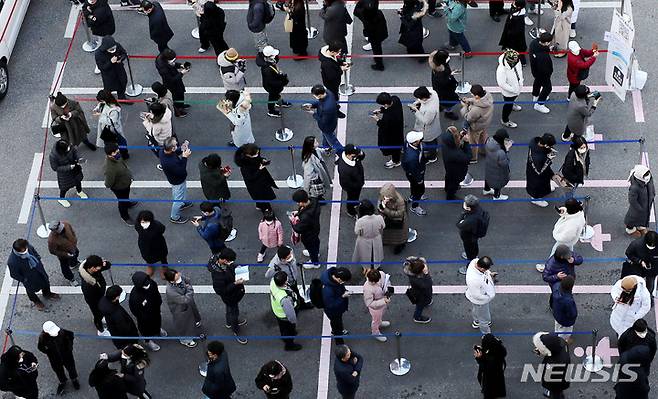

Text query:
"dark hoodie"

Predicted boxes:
[[440, 128, 472, 181], [200, 2, 226, 37], [234, 147, 277, 202], [128, 272, 163, 337], [199, 158, 231, 201], [529, 37, 553, 80], [98, 295, 139, 348], [83, 0, 115, 36], [79, 260, 111, 312], [89, 360, 129, 399], [614, 345, 651, 399], [95, 36, 127, 93], [429, 50, 459, 105], [532, 333, 571, 393], [0, 346, 38, 398]]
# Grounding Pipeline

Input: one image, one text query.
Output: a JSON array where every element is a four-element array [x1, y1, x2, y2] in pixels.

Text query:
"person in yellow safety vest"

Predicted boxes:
[[270, 271, 302, 351]]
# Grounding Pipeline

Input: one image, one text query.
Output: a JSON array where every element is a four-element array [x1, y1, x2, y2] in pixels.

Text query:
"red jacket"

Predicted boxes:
[[567, 49, 596, 84]]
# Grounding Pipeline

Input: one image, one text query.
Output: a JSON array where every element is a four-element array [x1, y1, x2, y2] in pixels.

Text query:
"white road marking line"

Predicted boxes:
[[17, 153, 44, 224], [0, 266, 15, 332], [42, 62, 65, 129], [64, 4, 80, 39], [632, 89, 645, 123]]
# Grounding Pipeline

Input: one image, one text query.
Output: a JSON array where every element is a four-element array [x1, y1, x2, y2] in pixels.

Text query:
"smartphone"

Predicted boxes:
[[181, 140, 190, 152], [385, 286, 395, 298], [262, 158, 271, 166]]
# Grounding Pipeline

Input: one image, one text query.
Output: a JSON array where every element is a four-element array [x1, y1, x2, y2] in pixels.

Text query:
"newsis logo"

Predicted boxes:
[[520, 363, 639, 383]]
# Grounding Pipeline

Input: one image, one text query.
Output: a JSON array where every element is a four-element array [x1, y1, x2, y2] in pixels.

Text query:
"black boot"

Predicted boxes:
[[72, 378, 80, 390], [57, 382, 66, 395]]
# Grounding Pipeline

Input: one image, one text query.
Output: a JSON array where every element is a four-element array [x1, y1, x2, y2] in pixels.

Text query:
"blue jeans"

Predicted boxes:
[[448, 30, 472, 53], [321, 130, 344, 154], [170, 181, 191, 220], [414, 303, 426, 320]]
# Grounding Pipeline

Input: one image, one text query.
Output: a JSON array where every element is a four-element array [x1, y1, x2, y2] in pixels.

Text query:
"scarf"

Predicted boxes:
[[575, 150, 588, 177], [13, 249, 38, 269]]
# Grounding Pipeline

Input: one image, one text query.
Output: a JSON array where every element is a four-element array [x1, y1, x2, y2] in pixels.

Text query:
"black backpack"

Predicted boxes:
[[309, 278, 324, 309], [476, 210, 490, 238], [217, 206, 234, 241], [263, 2, 275, 24]]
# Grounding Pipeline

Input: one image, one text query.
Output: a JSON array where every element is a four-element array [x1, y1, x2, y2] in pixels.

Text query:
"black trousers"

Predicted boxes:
[[568, 82, 580, 98], [51, 356, 78, 383], [267, 91, 283, 113], [327, 313, 345, 345], [371, 40, 384, 67], [345, 187, 362, 216], [483, 181, 501, 197], [88, 301, 104, 332], [224, 301, 241, 333], [532, 77, 553, 103], [110, 187, 131, 221], [408, 177, 425, 208], [489, 0, 505, 16], [390, 150, 401, 163], [26, 285, 53, 304], [156, 40, 169, 53], [502, 95, 517, 123], [301, 235, 321, 265], [445, 176, 461, 200], [56, 251, 78, 281], [59, 182, 82, 199], [199, 32, 229, 56], [276, 318, 298, 348], [171, 88, 186, 111], [462, 238, 479, 260]]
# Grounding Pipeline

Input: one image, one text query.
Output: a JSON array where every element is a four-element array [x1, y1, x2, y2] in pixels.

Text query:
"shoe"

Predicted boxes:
[[340, 329, 350, 335], [276, 101, 292, 108], [97, 329, 111, 337], [146, 340, 161, 351], [303, 263, 321, 269], [385, 160, 401, 169], [180, 340, 197, 348], [525, 16, 534, 26], [69, 279, 79, 287], [426, 157, 438, 164], [501, 120, 517, 128], [512, 104, 522, 112], [471, 321, 479, 329], [195, 321, 202, 328], [77, 191, 88, 199], [257, 253, 265, 263], [535, 263, 545, 272], [458, 266, 468, 275], [459, 175, 473, 186], [443, 43, 457, 51], [482, 189, 495, 196], [285, 343, 303, 351], [160, 328, 168, 336], [58, 199, 71, 208], [370, 64, 385, 71], [267, 111, 282, 118], [461, 252, 468, 260], [302, 249, 310, 257], [198, 47, 207, 53], [374, 335, 387, 342], [234, 334, 248, 345], [175, 110, 188, 118], [337, 110, 346, 118], [362, 42, 372, 51], [123, 218, 135, 226], [225, 319, 247, 328], [413, 316, 431, 324], [380, 321, 391, 328], [156, 164, 163, 171], [72, 379, 80, 390], [226, 228, 237, 242], [180, 203, 194, 211], [94, 66, 101, 74], [531, 200, 549, 208], [491, 15, 500, 22], [410, 206, 427, 216], [346, 212, 358, 220], [569, 29, 576, 38], [45, 293, 61, 300], [34, 302, 45, 311], [57, 382, 66, 395], [423, 27, 430, 39], [428, 10, 442, 17], [534, 104, 550, 113], [170, 217, 189, 224], [543, 389, 551, 398], [493, 194, 509, 200], [468, 0, 478, 6]]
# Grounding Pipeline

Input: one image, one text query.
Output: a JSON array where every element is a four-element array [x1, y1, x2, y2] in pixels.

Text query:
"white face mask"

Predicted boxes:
[[647, 245, 655, 250], [143, 283, 151, 290], [140, 222, 150, 229], [577, 147, 588, 154], [462, 202, 469, 211], [168, 58, 176, 65]]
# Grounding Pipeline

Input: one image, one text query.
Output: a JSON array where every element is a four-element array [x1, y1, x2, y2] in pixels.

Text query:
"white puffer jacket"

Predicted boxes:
[[609, 275, 651, 335], [495, 54, 524, 97], [465, 258, 496, 305], [552, 211, 587, 248]]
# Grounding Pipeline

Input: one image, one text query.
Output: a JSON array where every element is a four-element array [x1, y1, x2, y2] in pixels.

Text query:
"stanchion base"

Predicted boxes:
[[580, 225, 595, 240], [286, 175, 304, 189], [191, 28, 200, 39], [275, 128, 294, 142], [407, 228, 418, 243], [125, 84, 144, 97], [118, 291, 127, 303], [36, 224, 50, 239], [455, 82, 472, 95], [583, 355, 604, 372], [529, 27, 547, 40], [339, 83, 355, 96], [225, 228, 237, 242], [389, 358, 411, 376], [82, 40, 101, 53], [199, 361, 208, 377], [307, 27, 319, 39]]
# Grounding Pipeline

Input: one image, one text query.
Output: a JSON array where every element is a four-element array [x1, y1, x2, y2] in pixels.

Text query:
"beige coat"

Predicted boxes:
[[352, 214, 385, 265], [460, 92, 494, 133], [551, 5, 573, 51], [378, 183, 409, 246], [362, 271, 388, 311]]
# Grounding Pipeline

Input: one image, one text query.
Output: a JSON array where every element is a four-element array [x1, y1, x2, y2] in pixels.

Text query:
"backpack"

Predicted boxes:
[[476, 209, 490, 238], [263, 2, 275, 24], [309, 278, 324, 308], [217, 206, 234, 241]]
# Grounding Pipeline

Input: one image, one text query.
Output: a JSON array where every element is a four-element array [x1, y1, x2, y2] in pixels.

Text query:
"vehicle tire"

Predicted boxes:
[[0, 60, 8, 101]]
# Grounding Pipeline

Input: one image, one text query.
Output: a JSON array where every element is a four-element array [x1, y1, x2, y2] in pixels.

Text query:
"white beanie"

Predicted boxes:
[[406, 130, 424, 144], [568, 41, 581, 55]]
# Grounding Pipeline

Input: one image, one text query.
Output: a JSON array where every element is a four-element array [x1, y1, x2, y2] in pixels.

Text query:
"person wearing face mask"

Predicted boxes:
[[525, 133, 557, 207], [301, 136, 332, 202], [445, 0, 472, 55], [352, 200, 385, 268], [483, 129, 512, 200], [141, 0, 174, 52], [529, 32, 554, 114], [260, 46, 291, 118], [535, 198, 586, 273], [95, 89, 130, 159], [192, 201, 233, 255], [160, 137, 194, 224], [398, 0, 428, 60], [441, 126, 472, 200], [82, 0, 116, 41], [428, 50, 460, 121], [265, 245, 311, 309], [566, 41, 598, 98], [202, 341, 237, 399], [624, 231, 658, 297], [98, 285, 140, 349], [49, 140, 87, 208], [531, 332, 571, 399], [0, 345, 40, 399], [410, 86, 441, 163], [338, 144, 366, 219], [269, 271, 302, 351], [101, 344, 151, 399], [47, 220, 80, 287], [51, 92, 97, 151], [402, 131, 427, 216], [164, 269, 202, 348], [560, 135, 590, 195], [94, 36, 128, 101], [217, 90, 255, 148], [208, 249, 248, 344], [318, 43, 348, 118], [499, 0, 528, 66], [625, 165, 655, 238], [372, 92, 404, 168], [217, 48, 247, 92], [403, 256, 433, 323], [129, 272, 166, 352], [563, 84, 599, 142], [38, 321, 79, 395], [457, 195, 490, 275], [155, 49, 190, 117], [8, 239, 60, 311], [104, 142, 137, 225], [234, 143, 278, 213], [610, 275, 652, 336], [496, 49, 524, 128], [198, 1, 229, 55], [460, 84, 494, 164], [141, 102, 173, 168], [305, 84, 345, 154], [378, 183, 414, 254], [257, 210, 284, 263], [79, 255, 111, 335], [290, 190, 323, 268], [255, 360, 293, 398], [134, 210, 169, 278]]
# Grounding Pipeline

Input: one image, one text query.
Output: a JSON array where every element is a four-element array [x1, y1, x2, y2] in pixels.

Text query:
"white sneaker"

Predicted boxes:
[[423, 27, 430, 39], [58, 199, 71, 208], [303, 263, 321, 269], [257, 253, 265, 263], [198, 47, 207, 53], [501, 120, 518, 128], [460, 174, 473, 187], [77, 191, 88, 199], [531, 200, 549, 207], [160, 328, 168, 337], [94, 66, 101, 74], [180, 340, 197, 348], [534, 104, 550, 114], [97, 329, 111, 337], [512, 104, 522, 112], [524, 16, 534, 26], [225, 228, 237, 242], [362, 43, 372, 51], [374, 335, 387, 342], [532, 96, 538, 102], [536, 263, 545, 272], [146, 340, 161, 351], [302, 249, 310, 257], [385, 160, 401, 169], [410, 206, 427, 216], [493, 194, 509, 200], [380, 320, 391, 328], [569, 29, 576, 38], [482, 189, 495, 196]]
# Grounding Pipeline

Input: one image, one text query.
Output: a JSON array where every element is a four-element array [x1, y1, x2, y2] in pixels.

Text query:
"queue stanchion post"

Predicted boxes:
[[108, 268, 127, 303], [275, 98, 294, 142], [304, 0, 318, 39], [583, 329, 604, 372], [529, 0, 545, 39], [389, 331, 411, 376], [124, 55, 143, 97], [455, 51, 471, 94], [198, 333, 208, 377], [35, 195, 51, 239], [81, 15, 100, 52], [338, 55, 355, 96], [297, 262, 311, 304], [5, 329, 14, 347], [286, 146, 303, 188], [579, 195, 595, 240]]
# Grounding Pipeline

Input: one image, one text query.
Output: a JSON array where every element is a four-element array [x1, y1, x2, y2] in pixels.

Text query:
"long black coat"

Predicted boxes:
[[376, 96, 403, 156], [208, 262, 245, 305], [560, 148, 589, 186], [234, 147, 277, 202], [499, 12, 526, 52], [7, 245, 50, 293], [0, 349, 39, 399], [614, 345, 651, 399], [49, 147, 83, 193], [135, 220, 168, 264], [147, 2, 174, 45], [155, 54, 185, 96], [430, 62, 460, 105], [107, 352, 148, 396], [80, 262, 110, 314], [37, 330, 76, 374], [289, 3, 308, 55], [83, 0, 115, 37], [199, 159, 231, 201], [261, 63, 289, 95], [128, 282, 163, 337], [476, 347, 507, 398], [97, 297, 139, 349], [355, 0, 388, 43], [202, 351, 236, 399], [440, 130, 472, 183], [526, 137, 554, 199], [199, 3, 227, 41], [95, 37, 128, 93], [617, 326, 657, 374], [321, 0, 352, 46], [398, 8, 423, 48], [624, 177, 655, 228]]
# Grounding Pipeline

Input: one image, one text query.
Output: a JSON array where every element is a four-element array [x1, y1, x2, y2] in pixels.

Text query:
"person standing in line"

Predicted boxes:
[[38, 321, 79, 395], [134, 210, 169, 279], [614, 346, 652, 399], [47, 220, 80, 286], [428, 50, 460, 121], [378, 183, 413, 254], [535, 199, 586, 272], [352, 200, 385, 267], [618, 319, 656, 372], [247, 0, 275, 52], [398, 0, 428, 59], [149, 81, 175, 115], [98, 285, 140, 349], [79, 255, 111, 335], [355, 0, 388, 71], [155, 49, 190, 117], [255, 360, 293, 399], [403, 256, 433, 323], [317, 43, 349, 118], [560, 136, 590, 193], [483, 129, 512, 200], [499, 0, 527, 66], [270, 271, 302, 351], [321, 267, 352, 343], [372, 92, 404, 168], [88, 359, 129, 399], [102, 344, 152, 399], [496, 49, 524, 128], [625, 165, 655, 238], [193, 202, 230, 255], [401, 131, 428, 216], [83, 0, 115, 41], [566, 41, 598, 98], [0, 346, 39, 399], [257, 210, 284, 262], [551, 275, 577, 345], [49, 140, 87, 208], [202, 341, 237, 399], [208, 249, 248, 344], [266, 246, 310, 309], [217, 49, 247, 92], [529, 32, 554, 114], [217, 90, 255, 147], [160, 137, 194, 224], [198, 2, 229, 55], [624, 231, 658, 297], [441, 126, 472, 200], [306, 84, 345, 153], [285, 0, 309, 57], [445, 0, 472, 55], [291, 190, 323, 268], [563, 85, 599, 141], [199, 153, 231, 203], [550, 0, 574, 57], [141, 0, 174, 52], [301, 136, 332, 202], [320, 0, 352, 53], [338, 144, 366, 219], [260, 46, 291, 118], [525, 133, 557, 207], [8, 239, 60, 311], [234, 143, 278, 213], [142, 103, 173, 164], [409, 86, 441, 163], [363, 267, 391, 342], [460, 85, 494, 164], [334, 345, 364, 399], [51, 92, 97, 151], [473, 334, 507, 399], [457, 195, 489, 275], [532, 332, 571, 399], [465, 256, 496, 334], [542, 245, 583, 289], [610, 275, 652, 337], [128, 271, 166, 352], [95, 90, 130, 158], [95, 36, 128, 101], [104, 143, 137, 225], [164, 269, 202, 348]]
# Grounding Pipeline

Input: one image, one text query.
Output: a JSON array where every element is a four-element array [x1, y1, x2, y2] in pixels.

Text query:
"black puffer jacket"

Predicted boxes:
[[98, 297, 139, 348], [83, 0, 115, 36], [208, 262, 245, 305], [440, 129, 472, 182], [234, 147, 277, 202]]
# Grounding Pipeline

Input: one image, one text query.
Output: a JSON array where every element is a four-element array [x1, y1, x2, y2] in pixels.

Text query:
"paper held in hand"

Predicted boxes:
[[235, 266, 250, 282]]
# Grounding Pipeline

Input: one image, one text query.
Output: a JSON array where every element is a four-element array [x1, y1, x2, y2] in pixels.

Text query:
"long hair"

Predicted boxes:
[[301, 136, 316, 162]]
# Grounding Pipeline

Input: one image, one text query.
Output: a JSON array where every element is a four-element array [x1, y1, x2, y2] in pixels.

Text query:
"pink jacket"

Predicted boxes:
[[258, 220, 284, 249], [363, 271, 388, 311]]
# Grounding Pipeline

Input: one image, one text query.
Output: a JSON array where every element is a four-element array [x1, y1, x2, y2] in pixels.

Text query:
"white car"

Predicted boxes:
[[0, 0, 31, 100]]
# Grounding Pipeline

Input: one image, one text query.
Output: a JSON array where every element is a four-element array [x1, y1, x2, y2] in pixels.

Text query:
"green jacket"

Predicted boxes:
[[446, 0, 467, 33], [104, 157, 133, 190]]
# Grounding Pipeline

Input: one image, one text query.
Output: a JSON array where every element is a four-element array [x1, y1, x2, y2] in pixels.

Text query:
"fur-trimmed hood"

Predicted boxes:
[[532, 332, 565, 357], [79, 260, 101, 287]]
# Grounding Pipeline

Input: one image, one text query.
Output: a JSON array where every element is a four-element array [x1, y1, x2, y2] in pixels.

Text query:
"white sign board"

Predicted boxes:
[[605, 8, 635, 101]]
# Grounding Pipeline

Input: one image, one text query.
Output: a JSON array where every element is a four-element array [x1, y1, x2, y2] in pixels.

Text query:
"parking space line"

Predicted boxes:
[[64, 4, 80, 39], [17, 153, 43, 224], [41, 62, 65, 129], [632, 89, 645, 123]]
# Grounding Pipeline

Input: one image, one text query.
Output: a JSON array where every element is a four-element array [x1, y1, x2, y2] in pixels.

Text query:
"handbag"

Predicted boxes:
[[308, 177, 325, 197], [577, 66, 590, 81], [50, 119, 66, 138], [284, 12, 293, 33], [100, 110, 120, 143]]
